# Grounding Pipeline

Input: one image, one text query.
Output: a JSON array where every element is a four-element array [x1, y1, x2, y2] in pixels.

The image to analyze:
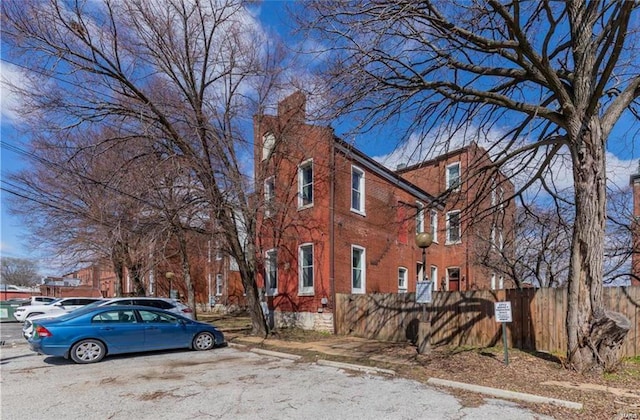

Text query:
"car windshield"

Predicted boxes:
[[45, 298, 63, 306], [50, 300, 108, 321], [81, 300, 108, 309]]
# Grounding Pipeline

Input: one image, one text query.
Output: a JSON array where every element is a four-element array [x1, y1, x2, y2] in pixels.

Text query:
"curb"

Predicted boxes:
[[231, 342, 395, 376], [427, 378, 583, 410], [250, 348, 303, 361], [317, 359, 396, 376]]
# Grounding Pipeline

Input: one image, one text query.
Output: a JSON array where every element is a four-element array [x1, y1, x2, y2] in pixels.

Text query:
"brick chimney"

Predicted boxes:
[[277, 91, 306, 124], [631, 161, 640, 285]]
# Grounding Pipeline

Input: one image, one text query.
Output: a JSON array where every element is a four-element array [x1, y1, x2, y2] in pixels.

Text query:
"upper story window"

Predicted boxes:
[[262, 133, 276, 161], [446, 210, 461, 244], [298, 160, 313, 208], [446, 162, 461, 191], [491, 181, 505, 209], [216, 274, 223, 296], [264, 176, 275, 217], [430, 210, 438, 243], [492, 222, 504, 251], [430, 266, 438, 290], [398, 267, 408, 293], [415, 202, 425, 233], [299, 243, 314, 295], [351, 166, 365, 214], [265, 249, 278, 296], [351, 245, 366, 294]]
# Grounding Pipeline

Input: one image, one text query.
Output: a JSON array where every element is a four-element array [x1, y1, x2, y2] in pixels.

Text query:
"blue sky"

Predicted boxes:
[[1, 1, 639, 268]]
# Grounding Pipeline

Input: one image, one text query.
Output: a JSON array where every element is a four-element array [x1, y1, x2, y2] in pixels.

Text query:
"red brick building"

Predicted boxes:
[[254, 92, 515, 330], [398, 143, 516, 291], [631, 165, 640, 285]]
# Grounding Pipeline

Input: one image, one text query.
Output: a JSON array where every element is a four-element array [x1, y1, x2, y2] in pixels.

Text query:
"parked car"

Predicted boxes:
[[27, 296, 57, 305], [12, 297, 104, 322], [96, 297, 194, 319], [28, 305, 225, 364], [23, 297, 193, 339]]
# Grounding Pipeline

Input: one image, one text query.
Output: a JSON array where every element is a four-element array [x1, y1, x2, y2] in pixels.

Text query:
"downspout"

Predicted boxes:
[[465, 148, 471, 290], [330, 137, 337, 335]]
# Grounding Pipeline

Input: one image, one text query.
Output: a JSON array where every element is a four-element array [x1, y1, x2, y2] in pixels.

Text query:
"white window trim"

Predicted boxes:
[[416, 201, 425, 233], [297, 159, 314, 209], [351, 245, 366, 294], [446, 210, 462, 244], [398, 267, 408, 293], [215, 274, 223, 296], [351, 165, 366, 215], [298, 243, 314, 295], [416, 261, 424, 283], [265, 249, 278, 296], [430, 265, 438, 290], [264, 176, 275, 218], [262, 133, 275, 161], [491, 222, 504, 252], [430, 210, 438, 243], [446, 161, 461, 191]]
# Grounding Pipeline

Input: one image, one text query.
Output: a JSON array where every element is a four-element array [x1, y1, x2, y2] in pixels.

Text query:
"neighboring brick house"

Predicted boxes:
[[631, 164, 640, 285], [254, 92, 515, 331], [42, 239, 245, 311], [397, 143, 517, 291]]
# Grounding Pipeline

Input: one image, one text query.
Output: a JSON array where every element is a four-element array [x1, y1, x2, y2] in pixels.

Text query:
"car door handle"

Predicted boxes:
[[100, 327, 114, 331]]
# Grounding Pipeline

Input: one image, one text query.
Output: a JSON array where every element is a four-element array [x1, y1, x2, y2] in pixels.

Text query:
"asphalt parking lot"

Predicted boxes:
[[0, 323, 549, 420]]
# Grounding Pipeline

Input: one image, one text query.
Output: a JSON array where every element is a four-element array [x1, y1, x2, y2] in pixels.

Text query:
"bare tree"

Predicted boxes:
[[1, 257, 41, 286], [604, 186, 636, 285], [476, 183, 635, 289], [5, 125, 164, 297], [297, 1, 640, 371], [476, 201, 572, 289], [2, 0, 286, 336]]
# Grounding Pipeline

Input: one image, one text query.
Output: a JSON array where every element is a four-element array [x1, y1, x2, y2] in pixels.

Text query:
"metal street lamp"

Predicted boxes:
[[415, 232, 433, 282], [415, 232, 433, 355], [165, 271, 175, 298]]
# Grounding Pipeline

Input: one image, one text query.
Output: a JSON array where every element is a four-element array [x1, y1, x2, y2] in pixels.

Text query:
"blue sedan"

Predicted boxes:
[[28, 305, 225, 364]]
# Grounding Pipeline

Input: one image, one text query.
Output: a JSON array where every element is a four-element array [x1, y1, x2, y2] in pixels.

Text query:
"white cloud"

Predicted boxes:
[[372, 126, 639, 195], [608, 152, 638, 190], [0, 60, 29, 125]]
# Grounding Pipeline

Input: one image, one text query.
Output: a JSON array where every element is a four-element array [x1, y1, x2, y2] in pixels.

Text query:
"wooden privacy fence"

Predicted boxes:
[[335, 287, 640, 357]]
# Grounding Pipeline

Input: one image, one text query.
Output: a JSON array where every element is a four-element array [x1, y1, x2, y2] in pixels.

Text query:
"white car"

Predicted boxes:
[[12, 297, 103, 322], [27, 296, 57, 305], [23, 297, 193, 339]]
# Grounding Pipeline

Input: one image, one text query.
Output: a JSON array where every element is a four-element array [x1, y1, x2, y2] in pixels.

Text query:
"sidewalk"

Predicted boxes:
[[230, 333, 411, 365]]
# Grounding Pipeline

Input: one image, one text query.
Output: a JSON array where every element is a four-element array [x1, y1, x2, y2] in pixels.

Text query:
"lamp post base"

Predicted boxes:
[[417, 321, 431, 354]]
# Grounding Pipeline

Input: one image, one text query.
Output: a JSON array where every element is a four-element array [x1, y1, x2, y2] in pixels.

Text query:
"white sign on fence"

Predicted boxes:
[[416, 281, 433, 303], [494, 301, 512, 323]]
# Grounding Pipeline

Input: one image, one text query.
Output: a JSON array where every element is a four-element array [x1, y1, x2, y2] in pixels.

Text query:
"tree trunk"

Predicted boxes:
[[110, 242, 125, 297], [230, 231, 268, 337], [566, 119, 630, 372], [127, 263, 146, 296], [176, 231, 197, 319]]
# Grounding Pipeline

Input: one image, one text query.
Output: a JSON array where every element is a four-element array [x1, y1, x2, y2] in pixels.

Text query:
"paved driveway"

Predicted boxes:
[[0, 342, 548, 419]]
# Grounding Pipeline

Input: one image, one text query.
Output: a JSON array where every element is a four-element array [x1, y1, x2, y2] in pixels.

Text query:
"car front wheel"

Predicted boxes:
[[193, 332, 215, 351], [70, 339, 106, 363]]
